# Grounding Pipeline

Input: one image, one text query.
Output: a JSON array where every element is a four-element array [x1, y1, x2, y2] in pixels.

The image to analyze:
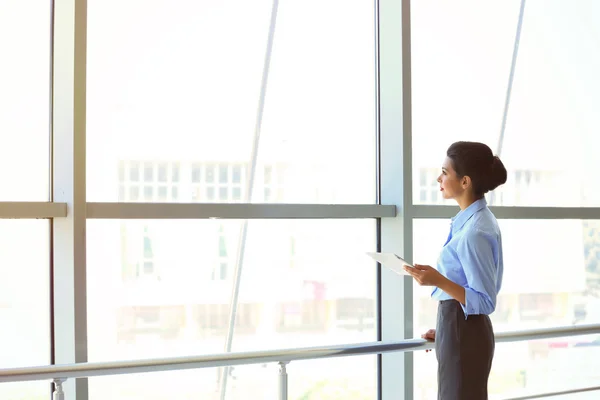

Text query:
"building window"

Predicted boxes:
[[119, 160, 180, 202], [212, 224, 229, 281], [263, 164, 286, 202], [142, 226, 155, 277], [519, 293, 555, 322], [418, 168, 444, 204], [118, 161, 181, 283], [192, 163, 246, 203], [120, 222, 159, 282]]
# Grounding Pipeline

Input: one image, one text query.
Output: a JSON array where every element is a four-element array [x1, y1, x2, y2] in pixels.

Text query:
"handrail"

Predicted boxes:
[[504, 385, 600, 400], [0, 339, 427, 383], [0, 323, 598, 384]]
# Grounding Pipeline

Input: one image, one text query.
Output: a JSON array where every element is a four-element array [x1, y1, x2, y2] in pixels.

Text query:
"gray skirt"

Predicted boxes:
[[435, 300, 495, 400]]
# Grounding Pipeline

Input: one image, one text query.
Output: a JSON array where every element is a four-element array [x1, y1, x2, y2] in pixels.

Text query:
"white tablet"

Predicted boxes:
[[366, 252, 415, 276]]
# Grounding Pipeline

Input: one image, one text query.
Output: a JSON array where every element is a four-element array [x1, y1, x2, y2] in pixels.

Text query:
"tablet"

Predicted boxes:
[[366, 252, 414, 276]]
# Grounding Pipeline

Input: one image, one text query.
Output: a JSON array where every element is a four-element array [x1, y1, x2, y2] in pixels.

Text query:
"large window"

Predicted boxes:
[[0, 1, 50, 201], [86, 0, 376, 205], [87, 219, 377, 398], [411, 1, 600, 398], [85, 2, 377, 395], [0, 2, 51, 399], [5, 0, 600, 399], [414, 218, 600, 398], [411, 0, 600, 207], [0, 222, 51, 399]]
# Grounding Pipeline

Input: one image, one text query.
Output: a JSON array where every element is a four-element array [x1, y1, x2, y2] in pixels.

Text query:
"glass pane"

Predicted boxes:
[[192, 164, 202, 183], [413, 218, 600, 398], [411, 1, 600, 206], [219, 165, 229, 184], [219, 187, 228, 201], [143, 163, 154, 181], [87, 219, 376, 399], [0, 221, 50, 399], [232, 165, 242, 184], [264, 166, 272, 185], [157, 186, 168, 201], [171, 164, 180, 183], [86, 0, 376, 204], [0, 1, 50, 201], [129, 186, 139, 201], [416, 338, 600, 400], [90, 358, 377, 400], [206, 165, 215, 184], [206, 187, 215, 201], [288, 357, 378, 399], [232, 187, 242, 202], [129, 162, 139, 182], [143, 186, 153, 201], [89, 369, 224, 400], [157, 163, 168, 182]]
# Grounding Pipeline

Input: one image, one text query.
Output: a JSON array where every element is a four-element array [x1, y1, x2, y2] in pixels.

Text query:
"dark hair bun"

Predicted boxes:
[[446, 141, 508, 197], [488, 156, 507, 192]]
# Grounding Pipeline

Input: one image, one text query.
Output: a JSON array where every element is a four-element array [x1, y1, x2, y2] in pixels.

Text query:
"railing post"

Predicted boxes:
[[53, 378, 67, 400], [278, 362, 288, 400]]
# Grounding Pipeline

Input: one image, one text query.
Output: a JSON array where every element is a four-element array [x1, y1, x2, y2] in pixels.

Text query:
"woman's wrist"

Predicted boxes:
[[435, 274, 449, 289]]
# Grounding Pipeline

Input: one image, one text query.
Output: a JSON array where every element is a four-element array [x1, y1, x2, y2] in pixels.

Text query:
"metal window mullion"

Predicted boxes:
[[85, 202, 395, 219], [52, 0, 88, 399], [378, 0, 414, 399], [0, 202, 67, 218], [410, 205, 600, 220]]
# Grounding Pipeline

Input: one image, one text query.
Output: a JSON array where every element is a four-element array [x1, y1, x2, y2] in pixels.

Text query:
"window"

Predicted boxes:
[[120, 223, 159, 282], [417, 167, 559, 206], [213, 224, 229, 281], [417, 168, 445, 205], [86, 0, 376, 205], [192, 163, 246, 203], [519, 293, 555, 322], [142, 226, 156, 277], [0, 1, 50, 201], [413, 218, 600, 398], [0, 221, 50, 399], [411, 3, 600, 394], [83, 0, 377, 398], [411, 0, 600, 207], [0, 2, 51, 398], [87, 219, 376, 398], [119, 161, 180, 202], [263, 164, 286, 202]]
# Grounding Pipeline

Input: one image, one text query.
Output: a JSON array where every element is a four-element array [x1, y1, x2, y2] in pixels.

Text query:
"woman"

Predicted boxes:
[[404, 141, 507, 400]]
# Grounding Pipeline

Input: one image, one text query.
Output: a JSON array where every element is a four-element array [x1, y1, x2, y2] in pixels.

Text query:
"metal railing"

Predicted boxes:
[[1, 324, 599, 400]]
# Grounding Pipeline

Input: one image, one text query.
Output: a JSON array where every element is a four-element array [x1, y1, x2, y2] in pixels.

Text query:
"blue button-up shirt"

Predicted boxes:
[[431, 198, 503, 318]]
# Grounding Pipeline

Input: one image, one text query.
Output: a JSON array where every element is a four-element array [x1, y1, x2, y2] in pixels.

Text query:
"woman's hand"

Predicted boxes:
[[421, 329, 435, 341], [403, 264, 445, 287], [422, 328, 435, 352]]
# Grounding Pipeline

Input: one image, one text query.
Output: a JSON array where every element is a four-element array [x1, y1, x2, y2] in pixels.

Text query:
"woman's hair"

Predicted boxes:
[[446, 141, 507, 198]]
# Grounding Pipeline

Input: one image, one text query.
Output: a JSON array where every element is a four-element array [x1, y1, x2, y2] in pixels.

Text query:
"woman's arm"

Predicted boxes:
[[403, 264, 465, 306], [435, 274, 466, 305], [404, 263, 466, 305]]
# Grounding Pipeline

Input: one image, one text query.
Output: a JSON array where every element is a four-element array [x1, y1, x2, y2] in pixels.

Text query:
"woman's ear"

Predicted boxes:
[[462, 175, 472, 190]]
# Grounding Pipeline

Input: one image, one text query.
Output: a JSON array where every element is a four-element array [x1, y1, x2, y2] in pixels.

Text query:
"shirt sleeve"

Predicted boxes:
[[457, 229, 498, 317]]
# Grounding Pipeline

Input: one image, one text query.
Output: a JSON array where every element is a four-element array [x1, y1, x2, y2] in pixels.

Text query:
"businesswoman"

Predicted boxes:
[[404, 141, 507, 400]]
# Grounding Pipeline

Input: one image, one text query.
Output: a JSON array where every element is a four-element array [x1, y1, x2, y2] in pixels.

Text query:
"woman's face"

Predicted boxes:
[[437, 157, 466, 200]]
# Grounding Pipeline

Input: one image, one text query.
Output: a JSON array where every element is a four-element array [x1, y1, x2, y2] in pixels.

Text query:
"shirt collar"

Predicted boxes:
[[451, 197, 488, 233]]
